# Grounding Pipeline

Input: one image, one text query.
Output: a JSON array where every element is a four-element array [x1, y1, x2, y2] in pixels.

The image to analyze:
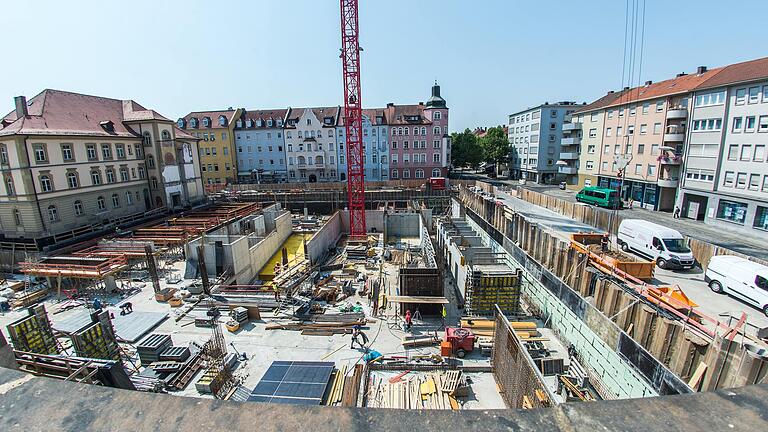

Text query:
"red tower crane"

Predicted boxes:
[[340, 0, 366, 239]]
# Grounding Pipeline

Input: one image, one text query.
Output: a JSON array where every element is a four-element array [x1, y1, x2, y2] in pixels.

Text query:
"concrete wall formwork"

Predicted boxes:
[[307, 211, 343, 265]]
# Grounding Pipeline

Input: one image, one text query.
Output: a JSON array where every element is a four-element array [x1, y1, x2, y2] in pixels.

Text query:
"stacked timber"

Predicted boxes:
[[461, 318, 546, 341], [367, 370, 463, 410]]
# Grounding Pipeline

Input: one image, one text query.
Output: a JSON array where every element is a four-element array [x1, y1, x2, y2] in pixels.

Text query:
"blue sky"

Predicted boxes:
[[1, 0, 766, 131]]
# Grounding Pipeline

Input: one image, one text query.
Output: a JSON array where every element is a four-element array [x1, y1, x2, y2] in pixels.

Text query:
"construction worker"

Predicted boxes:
[[441, 305, 447, 328], [404, 309, 412, 331], [92, 298, 102, 311], [350, 325, 369, 349], [600, 233, 609, 252], [273, 285, 280, 302]]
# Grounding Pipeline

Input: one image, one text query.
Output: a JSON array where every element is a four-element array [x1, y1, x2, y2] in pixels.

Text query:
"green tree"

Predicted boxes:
[[450, 129, 482, 170], [480, 126, 509, 173]]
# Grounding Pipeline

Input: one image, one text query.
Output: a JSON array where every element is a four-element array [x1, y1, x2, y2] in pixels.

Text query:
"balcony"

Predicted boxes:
[[562, 122, 581, 132], [558, 166, 578, 174], [657, 177, 679, 188], [663, 126, 685, 142], [561, 137, 581, 145], [658, 155, 682, 165], [559, 152, 579, 160], [666, 107, 688, 120]]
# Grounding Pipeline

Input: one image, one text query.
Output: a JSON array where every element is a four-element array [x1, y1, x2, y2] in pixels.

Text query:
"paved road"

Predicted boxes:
[[489, 187, 768, 331]]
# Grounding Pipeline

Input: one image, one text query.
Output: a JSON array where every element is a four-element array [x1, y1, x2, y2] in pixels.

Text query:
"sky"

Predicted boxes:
[[1, 0, 766, 132]]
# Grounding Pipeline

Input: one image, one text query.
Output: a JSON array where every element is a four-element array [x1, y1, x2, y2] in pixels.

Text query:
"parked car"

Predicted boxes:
[[575, 186, 622, 209], [705, 255, 768, 316], [617, 219, 696, 270]]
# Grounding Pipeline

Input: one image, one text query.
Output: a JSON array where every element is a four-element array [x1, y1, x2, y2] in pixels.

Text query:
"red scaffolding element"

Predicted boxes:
[[20, 255, 128, 278], [340, 0, 366, 238]]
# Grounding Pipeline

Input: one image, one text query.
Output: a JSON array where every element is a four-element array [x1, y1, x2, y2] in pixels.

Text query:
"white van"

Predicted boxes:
[[617, 219, 696, 270], [705, 255, 768, 317]]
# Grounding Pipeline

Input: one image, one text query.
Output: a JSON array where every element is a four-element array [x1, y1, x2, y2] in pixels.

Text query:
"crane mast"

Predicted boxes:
[[340, 0, 366, 239]]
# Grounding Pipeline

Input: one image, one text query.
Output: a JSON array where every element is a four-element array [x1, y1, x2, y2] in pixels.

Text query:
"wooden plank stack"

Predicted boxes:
[[367, 370, 463, 410]]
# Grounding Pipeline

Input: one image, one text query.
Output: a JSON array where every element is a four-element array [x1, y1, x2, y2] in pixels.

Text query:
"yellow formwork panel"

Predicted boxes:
[[258, 233, 312, 281]]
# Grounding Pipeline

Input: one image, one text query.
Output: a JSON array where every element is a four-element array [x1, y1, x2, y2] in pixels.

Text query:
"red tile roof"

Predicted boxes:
[[284, 107, 340, 128], [238, 108, 289, 128], [696, 56, 768, 90], [0, 89, 172, 138], [384, 104, 431, 125], [337, 108, 388, 126], [182, 109, 239, 130]]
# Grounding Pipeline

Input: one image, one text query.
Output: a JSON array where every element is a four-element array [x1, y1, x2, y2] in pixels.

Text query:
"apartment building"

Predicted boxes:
[[573, 69, 720, 210], [234, 109, 289, 183], [387, 83, 451, 180], [678, 58, 768, 234], [179, 109, 241, 185], [508, 102, 580, 183], [336, 109, 389, 181], [284, 107, 340, 182], [0, 89, 203, 244]]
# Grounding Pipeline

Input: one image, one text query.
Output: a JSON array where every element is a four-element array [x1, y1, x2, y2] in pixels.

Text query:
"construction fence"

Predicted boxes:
[[229, 179, 475, 192], [516, 187, 768, 270], [492, 305, 554, 409], [460, 185, 768, 394]]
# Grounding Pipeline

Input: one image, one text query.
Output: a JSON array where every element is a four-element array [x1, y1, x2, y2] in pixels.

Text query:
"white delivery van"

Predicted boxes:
[[617, 219, 696, 270], [705, 255, 768, 316]]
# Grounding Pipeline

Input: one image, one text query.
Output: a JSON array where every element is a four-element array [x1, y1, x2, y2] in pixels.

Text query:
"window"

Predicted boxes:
[[755, 206, 768, 230], [717, 200, 748, 224], [588, 128, 597, 138], [605, 128, 612, 137], [86, 144, 97, 160], [741, 145, 752, 161], [74, 200, 83, 216], [642, 103, 649, 114], [759, 116, 768, 132], [433, 140, 440, 148], [608, 110, 614, 118], [106, 169, 115, 183], [601, 161, 608, 171], [723, 171, 735, 186], [415, 169, 424, 179], [120, 168, 129, 181], [211, 147, 217, 156], [147, 155, 155, 168], [764, 176, 768, 192], [202, 117, 211, 128], [218, 115, 227, 127], [111, 194, 120, 207], [629, 105, 636, 116], [733, 117, 743, 132], [746, 116, 756, 130], [138, 167, 145, 179], [736, 172, 747, 188], [749, 174, 760, 190], [764, 86, 768, 103], [61, 144, 73, 161], [692, 118, 722, 131], [34, 144, 47, 162], [116, 144, 125, 159], [634, 164, 642, 175], [728, 145, 739, 160], [126, 191, 133, 205], [587, 145, 595, 154], [91, 170, 102, 185], [151, 177, 159, 190], [619, 108, 624, 117], [735, 88, 747, 105], [616, 126, 623, 136], [586, 161, 594, 170], [101, 144, 112, 159], [97, 196, 106, 210], [39, 175, 52, 192], [47, 205, 58, 222], [627, 125, 635, 135], [5, 175, 15, 196], [656, 101, 664, 112], [755, 145, 765, 162], [695, 90, 726, 107], [638, 144, 645, 154], [67, 172, 78, 188], [647, 165, 656, 176], [640, 124, 647, 135], [603, 145, 610, 154], [748, 87, 760, 104], [433, 153, 441, 163], [402, 169, 410, 179]]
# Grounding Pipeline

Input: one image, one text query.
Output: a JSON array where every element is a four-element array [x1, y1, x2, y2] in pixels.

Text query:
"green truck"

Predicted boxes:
[[575, 186, 622, 209]]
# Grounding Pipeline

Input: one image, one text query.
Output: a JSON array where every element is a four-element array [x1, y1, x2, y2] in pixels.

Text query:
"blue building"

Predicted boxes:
[[234, 109, 289, 183], [336, 109, 389, 181]]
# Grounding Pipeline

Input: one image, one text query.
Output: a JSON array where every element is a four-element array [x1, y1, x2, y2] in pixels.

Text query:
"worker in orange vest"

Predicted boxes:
[[404, 309, 412, 331]]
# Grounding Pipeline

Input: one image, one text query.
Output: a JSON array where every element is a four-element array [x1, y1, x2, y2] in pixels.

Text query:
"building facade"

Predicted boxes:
[[508, 102, 580, 184], [387, 83, 450, 180], [284, 107, 340, 182], [179, 109, 242, 186], [0, 89, 203, 244], [678, 60, 768, 234], [336, 109, 389, 181], [234, 109, 288, 183]]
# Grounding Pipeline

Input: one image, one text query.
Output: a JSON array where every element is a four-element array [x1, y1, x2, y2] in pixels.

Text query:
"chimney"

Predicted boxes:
[[676, 72, 687, 77], [14, 96, 28, 118], [607, 90, 614, 94], [644, 80, 653, 86], [623, 87, 630, 91], [697, 65, 707, 74]]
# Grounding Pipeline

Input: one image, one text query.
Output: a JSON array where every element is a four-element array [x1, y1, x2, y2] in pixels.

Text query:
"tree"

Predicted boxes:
[[450, 129, 482, 170], [480, 126, 509, 173]]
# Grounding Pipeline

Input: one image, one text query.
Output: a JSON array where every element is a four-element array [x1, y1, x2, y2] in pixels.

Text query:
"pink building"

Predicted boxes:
[[387, 83, 450, 179]]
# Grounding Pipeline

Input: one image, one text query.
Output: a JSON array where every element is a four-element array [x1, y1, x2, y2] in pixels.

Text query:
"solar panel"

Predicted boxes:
[[249, 361, 335, 405]]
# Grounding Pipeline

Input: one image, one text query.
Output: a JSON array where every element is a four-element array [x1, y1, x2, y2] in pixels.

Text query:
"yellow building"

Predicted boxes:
[[179, 109, 243, 187]]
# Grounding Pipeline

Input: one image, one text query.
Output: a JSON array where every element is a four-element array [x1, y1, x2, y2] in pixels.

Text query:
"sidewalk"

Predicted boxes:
[[533, 186, 768, 261]]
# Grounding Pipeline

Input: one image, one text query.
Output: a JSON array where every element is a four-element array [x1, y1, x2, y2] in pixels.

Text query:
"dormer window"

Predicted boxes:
[[246, 119, 253, 128], [161, 130, 171, 140], [99, 120, 115, 133], [376, 116, 383, 125], [434, 111, 442, 120], [277, 119, 283, 127], [218, 115, 227, 126], [324, 117, 333, 125], [202, 117, 211, 128], [257, 119, 264, 127], [177, 118, 186, 129], [236, 119, 243, 128], [190, 117, 198, 128], [267, 119, 274, 127]]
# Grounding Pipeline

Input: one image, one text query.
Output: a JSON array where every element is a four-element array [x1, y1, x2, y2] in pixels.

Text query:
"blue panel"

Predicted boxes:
[[261, 365, 289, 382], [275, 382, 327, 399], [252, 380, 280, 396]]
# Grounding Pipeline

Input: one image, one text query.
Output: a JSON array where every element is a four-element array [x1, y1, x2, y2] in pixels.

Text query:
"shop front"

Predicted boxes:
[[598, 177, 659, 210]]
